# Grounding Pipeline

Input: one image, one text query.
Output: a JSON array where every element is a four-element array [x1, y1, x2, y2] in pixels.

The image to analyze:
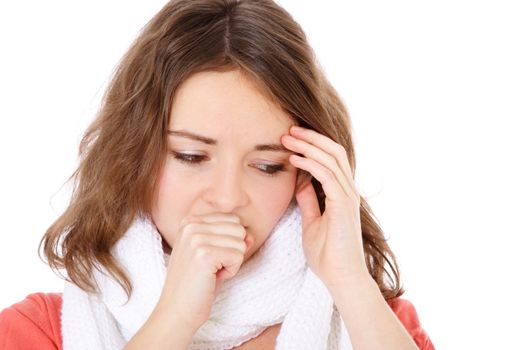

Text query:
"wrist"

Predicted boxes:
[[125, 306, 196, 350], [327, 272, 379, 306], [322, 265, 371, 292], [134, 304, 197, 349], [154, 298, 203, 333]]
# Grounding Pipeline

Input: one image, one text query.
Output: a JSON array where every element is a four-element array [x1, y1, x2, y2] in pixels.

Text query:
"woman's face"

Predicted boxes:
[[151, 69, 299, 263]]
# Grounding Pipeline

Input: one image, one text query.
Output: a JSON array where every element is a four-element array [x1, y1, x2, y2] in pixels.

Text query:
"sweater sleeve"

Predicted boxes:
[[387, 297, 435, 350], [0, 292, 63, 350], [0, 293, 433, 350]]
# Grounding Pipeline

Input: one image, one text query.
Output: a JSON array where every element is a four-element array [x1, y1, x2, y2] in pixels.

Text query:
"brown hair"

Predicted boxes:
[[39, 0, 405, 302]]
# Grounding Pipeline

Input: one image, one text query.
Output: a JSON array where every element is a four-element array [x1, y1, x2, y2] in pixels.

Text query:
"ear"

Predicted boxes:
[[295, 170, 312, 194]]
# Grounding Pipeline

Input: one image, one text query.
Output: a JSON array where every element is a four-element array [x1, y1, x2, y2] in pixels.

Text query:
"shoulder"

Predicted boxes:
[[386, 297, 435, 350], [0, 292, 63, 350]]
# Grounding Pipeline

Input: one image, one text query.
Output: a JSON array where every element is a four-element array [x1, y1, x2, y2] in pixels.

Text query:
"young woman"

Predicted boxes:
[[0, 1, 435, 349]]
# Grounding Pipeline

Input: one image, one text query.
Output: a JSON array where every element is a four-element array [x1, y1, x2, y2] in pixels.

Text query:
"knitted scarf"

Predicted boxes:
[[61, 200, 353, 349]]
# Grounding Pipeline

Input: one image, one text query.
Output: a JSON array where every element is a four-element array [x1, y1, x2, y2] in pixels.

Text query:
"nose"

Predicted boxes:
[[204, 158, 249, 212]]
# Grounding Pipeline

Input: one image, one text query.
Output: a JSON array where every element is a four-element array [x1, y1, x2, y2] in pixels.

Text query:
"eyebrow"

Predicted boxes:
[[167, 129, 294, 153]]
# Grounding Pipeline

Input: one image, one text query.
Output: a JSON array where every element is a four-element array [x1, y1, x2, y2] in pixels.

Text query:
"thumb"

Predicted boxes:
[[215, 233, 253, 295], [294, 172, 319, 227]]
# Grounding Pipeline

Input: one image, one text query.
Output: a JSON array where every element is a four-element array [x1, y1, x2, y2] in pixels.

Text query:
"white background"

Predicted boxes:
[[1, 1, 524, 349]]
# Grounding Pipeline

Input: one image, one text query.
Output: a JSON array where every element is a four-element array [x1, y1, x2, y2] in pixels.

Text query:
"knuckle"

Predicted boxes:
[[226, 246, 242, 260], [179, 226, 191, 241], [194, 245, 211, 261], [235, 248, 245, 261], [189, 232, 204, 249], [231, 240, 244, 253], [180, 216, 189, 227], [181, 215, 197, 227], [226, 215, 241, 225], [336, 143, 346, 154], [179, 222, 199, 243], [184, 222, 198, 233], [320, 167, 331, 181], [233, 225, 246, 237], [239, 240, 248, 252], [329, 158, 339, 171]]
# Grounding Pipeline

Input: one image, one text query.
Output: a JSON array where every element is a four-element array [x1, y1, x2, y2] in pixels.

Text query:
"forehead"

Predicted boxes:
[[169, 70, 294, 134]]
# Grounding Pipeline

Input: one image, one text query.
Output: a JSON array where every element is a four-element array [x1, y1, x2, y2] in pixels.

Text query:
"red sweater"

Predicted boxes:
[[0, 292, 435, 349]]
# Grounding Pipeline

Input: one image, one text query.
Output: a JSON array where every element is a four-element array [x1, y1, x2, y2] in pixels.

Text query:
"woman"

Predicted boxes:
[[0, 0, 434, 349]]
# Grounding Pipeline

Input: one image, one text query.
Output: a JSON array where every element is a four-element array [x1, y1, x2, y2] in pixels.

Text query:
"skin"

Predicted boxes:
[[151, 68, 301, 263]]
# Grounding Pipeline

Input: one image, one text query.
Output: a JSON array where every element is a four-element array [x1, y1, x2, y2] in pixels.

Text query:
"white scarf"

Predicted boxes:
[[61, 200, 353, 349]]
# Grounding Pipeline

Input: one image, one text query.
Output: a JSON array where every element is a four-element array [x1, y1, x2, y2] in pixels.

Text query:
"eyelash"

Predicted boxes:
[[170, 152, 285, 177]]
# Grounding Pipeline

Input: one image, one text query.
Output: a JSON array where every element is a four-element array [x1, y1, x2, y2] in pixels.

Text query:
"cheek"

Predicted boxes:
[[259, 184, 294, 213], [151, 165, 192, 245], [249, 174, 297, 246], [153, 165, 174, 213]]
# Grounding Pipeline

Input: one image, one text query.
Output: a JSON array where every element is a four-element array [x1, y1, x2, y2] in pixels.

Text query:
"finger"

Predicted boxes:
[[289, 153, 347, 203], [214, 247, 244, 294], [288, 126, 358, 199], [202, 245, 245, 277], [181, 213, 244, 231], [294, 172, 321, 226], [191, 232, 248, 253], [184, 221, 247, 240], [283, 134, 354, 200]]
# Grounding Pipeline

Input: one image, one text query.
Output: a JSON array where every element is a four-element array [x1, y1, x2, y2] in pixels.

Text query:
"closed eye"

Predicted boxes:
[[170, 152, 285, 177]]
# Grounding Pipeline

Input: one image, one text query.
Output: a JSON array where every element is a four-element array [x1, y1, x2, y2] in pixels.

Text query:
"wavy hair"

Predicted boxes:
[[39, 0, 405, 302]]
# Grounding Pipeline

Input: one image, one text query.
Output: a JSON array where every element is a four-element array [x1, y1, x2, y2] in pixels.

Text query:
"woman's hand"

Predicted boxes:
[[281, 125, 368, 290], [158, 213, 254, 331]]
